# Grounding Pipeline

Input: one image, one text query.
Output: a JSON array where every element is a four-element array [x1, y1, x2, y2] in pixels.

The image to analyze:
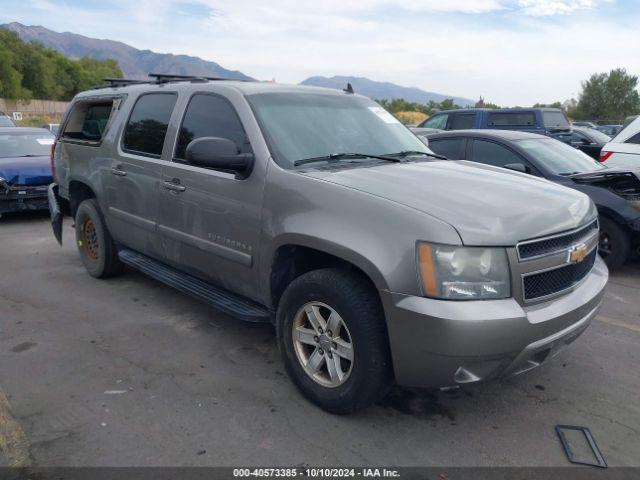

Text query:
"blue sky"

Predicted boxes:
[[2, 0, 639, 105]]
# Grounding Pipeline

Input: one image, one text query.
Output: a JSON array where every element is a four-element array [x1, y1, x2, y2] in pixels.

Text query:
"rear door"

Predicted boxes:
[[157, 91, 265, 298], [427, 137, 467, 159], [105, 92, 178, 258]]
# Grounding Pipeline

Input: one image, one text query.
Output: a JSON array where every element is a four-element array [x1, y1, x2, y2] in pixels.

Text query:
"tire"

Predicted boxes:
[[74, 199, 124, 278], [598, 216, 630, 270], [276, 268, 393, 414]]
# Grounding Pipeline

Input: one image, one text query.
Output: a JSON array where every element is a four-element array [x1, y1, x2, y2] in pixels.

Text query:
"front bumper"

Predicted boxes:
[[0, 184, 49, 214], [381, 255, 608, 388]]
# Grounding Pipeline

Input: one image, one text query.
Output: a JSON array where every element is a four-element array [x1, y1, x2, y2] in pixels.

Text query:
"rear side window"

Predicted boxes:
[[123, 93, 177, 157], [542, 111, 570, 127], [428, 138, 466, 159], [487, 112, 535, 127], [471, 139, 524, 168], [175, 94, 250, 161], [61, 99, 118, 143], [447, 113, 476, 130], [626, 132, 640, 144]]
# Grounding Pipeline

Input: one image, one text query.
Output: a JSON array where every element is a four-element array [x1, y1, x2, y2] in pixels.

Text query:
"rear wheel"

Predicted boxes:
[[75, 199, 124, 278], [277, 268, 393, 414], [598, 216, 630, 269]]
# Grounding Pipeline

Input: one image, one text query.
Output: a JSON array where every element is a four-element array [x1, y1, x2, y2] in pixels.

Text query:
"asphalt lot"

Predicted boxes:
[[0, 211, 639, 468]]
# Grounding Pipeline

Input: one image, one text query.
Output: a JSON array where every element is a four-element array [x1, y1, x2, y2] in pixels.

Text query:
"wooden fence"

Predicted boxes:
[[0, 98, 69, 118]]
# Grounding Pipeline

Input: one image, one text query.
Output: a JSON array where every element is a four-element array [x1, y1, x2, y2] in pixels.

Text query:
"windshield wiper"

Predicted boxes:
[[383, 150, 447, 160], [293, 152, 402, 167]]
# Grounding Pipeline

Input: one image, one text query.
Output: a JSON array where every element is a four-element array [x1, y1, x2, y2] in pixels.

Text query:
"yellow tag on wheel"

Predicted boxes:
[[78, 240, 83, 246]]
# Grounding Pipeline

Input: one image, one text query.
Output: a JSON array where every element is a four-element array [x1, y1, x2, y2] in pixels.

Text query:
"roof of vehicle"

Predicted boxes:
[[76, 79, 359, 99], [431, 107, 564, 114], [425, 129, 548, 141], [0, 127, 54, 135]]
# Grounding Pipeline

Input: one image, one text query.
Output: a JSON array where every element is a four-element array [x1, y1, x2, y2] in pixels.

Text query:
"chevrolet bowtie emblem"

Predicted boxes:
[[569, 243, 589, 264]]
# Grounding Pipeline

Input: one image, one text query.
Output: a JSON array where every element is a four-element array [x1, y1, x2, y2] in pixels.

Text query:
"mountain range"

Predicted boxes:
[[301, 76, 474, 106], [3, 22, 473, 104]]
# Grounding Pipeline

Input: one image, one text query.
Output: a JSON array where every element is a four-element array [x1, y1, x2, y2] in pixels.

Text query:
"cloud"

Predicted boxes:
[[516, 0, 614, 16], [0, 0, 635, 106]]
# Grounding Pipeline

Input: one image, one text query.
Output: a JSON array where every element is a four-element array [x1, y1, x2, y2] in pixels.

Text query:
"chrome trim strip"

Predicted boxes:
[[521, 244, 598, 303], [516, 219, 599, 262]]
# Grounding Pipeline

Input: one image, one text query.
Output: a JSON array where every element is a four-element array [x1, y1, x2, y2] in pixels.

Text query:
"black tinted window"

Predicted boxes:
[[448, 113, 476, 130], [626, 132, 640, 144], [175, 94, 250, 161], [471, 140, 523, 168], [428, 138, 465, 159], [487, 112, 535, 127], [123, 93, 177, 157]]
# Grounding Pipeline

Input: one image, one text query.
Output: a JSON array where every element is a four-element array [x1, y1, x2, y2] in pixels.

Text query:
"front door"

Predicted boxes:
[[158, 92, 265, 299]]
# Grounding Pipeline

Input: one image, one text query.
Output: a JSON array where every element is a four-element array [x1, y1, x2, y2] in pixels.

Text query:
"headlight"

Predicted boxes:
[[417, 243, 511, 300]]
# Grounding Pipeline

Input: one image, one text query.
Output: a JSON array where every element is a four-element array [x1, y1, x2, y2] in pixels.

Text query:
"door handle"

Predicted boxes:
[[162, 180, 186, 192], [111, 167, 127, 177]]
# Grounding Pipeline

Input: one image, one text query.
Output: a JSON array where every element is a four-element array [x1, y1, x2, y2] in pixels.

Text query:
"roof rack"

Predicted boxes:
[[92, 73, 252, 90]]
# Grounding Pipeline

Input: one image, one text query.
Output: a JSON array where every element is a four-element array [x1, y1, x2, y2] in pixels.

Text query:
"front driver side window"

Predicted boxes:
[[174, 93, 251, 161], [471, 140, 526, 169], [421, 114, 448, 130]]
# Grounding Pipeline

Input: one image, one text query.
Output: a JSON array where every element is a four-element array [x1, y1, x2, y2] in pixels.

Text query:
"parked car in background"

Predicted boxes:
[[623, 115, 638, 128], [571, 126, 611, 160], [600, 116, 640, 170], [425, 130, 640, 268], [42, 123, 60, 135], [416, 108, 573, 143], [0, 115, 17, 127], [596, 125, 622, 137], [0, 127, 54, 216], [572, 121, 598, 129], [49, 77, 607, 413]]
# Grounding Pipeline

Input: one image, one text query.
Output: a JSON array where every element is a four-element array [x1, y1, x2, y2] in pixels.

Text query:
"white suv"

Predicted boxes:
[[600, 116, 640, 169]]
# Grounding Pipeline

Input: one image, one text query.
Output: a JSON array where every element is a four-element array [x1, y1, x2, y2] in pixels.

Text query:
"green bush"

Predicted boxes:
[[0, 29, 123, 101]]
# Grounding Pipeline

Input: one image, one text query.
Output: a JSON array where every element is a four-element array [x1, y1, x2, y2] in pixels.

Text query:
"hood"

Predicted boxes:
[[0, 156, 52, 186], [303, 160, 595, 246]]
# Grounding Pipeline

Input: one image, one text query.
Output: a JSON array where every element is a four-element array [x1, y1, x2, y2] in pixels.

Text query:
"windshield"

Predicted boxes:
[[542, 111, 570, 128], [246, 92, 430, 168], [517, 138, 606, 175], [0, 132, 54, 158]]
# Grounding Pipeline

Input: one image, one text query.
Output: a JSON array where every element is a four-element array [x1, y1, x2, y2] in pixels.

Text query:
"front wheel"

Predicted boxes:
[[598, 216, 630, 269], [277, 269, 393, 414]]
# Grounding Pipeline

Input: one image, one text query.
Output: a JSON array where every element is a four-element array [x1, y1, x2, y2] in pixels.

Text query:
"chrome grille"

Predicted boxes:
[[517, 220, 598, 261], [523, 249, 597, 300]]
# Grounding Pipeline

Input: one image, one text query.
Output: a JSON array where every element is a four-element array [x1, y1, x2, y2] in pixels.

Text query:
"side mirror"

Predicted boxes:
[[504, 163, 529, 174], [185, 137, 253, 179]]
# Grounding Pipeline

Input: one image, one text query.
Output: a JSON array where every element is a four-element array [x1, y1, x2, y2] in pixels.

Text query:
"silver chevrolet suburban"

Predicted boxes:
[[49, 75, 608, 413]]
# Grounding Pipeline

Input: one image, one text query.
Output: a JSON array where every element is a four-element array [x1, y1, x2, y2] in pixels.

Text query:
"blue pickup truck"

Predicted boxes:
[[412, 108, 573, 143]]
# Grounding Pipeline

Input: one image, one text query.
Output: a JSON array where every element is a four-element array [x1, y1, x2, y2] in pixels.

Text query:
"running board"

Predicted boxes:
[[118, 249, 272, 323]]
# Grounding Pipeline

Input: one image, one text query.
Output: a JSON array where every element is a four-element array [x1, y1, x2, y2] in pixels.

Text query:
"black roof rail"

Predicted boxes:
[[148, 73, 252, 83], [90, 73, 253, 90]]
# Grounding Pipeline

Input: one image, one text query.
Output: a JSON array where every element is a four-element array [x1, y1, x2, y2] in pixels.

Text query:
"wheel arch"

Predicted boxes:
[[267, 236, 388, 311]]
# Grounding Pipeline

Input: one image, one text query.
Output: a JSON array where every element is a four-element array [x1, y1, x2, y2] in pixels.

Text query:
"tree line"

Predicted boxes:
[[0, 29, 123, 102], [378, 68, 640, 123]]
